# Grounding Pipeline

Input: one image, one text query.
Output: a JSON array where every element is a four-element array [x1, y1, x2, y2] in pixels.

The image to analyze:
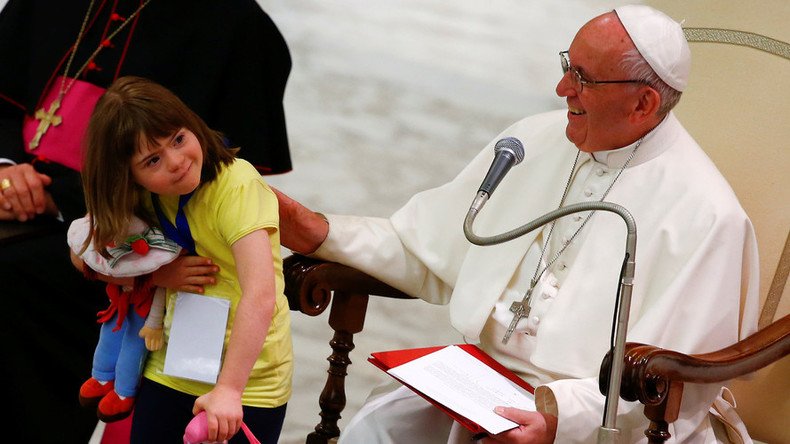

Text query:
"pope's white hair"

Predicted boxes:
[[621, 48, 682, 116]]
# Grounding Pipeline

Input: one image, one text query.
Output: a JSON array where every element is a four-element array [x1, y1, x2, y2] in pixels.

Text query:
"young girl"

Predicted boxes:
[[81, 76, 293, 444]]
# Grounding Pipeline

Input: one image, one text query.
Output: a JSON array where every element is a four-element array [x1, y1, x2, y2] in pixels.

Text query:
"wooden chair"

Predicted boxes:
[[283, 255, 413, 444]]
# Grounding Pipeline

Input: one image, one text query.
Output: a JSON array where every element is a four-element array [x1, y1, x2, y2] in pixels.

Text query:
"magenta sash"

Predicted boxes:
[[22, 76, 105, 172]]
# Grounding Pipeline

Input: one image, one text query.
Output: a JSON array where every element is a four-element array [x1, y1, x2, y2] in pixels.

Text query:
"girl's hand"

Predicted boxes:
[[152, 255, 219, 293], [192, 385, 244, 443]]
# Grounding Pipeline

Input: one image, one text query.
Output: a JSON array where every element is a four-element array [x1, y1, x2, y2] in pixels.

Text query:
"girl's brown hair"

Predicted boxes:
[[81, 75, 238, 253]]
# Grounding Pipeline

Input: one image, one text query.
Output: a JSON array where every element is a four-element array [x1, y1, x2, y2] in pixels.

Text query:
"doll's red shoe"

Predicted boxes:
[[79, 378, 114, 407], [97, 390, 135, 423]]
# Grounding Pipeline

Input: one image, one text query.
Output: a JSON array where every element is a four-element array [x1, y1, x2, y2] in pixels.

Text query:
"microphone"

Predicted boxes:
[[460, 137, 638, 442], [467, 137, 525, 216], [478, 137, 525, 196]]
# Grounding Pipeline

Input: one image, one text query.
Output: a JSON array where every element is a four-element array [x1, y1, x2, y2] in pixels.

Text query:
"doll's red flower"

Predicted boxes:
[[131, 238, 150, 255]]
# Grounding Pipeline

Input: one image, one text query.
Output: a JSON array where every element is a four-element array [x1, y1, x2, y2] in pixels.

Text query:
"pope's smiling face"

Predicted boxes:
[[555, 12, 645, 153]]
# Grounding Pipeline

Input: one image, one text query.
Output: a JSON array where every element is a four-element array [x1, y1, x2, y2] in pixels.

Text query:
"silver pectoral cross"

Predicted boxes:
[[502, 284, 535, 344], [29, 99, 63, 150]]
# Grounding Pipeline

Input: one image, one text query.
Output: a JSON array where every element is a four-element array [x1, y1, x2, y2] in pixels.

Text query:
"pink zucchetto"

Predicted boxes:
[[614, 5, 691, 92]]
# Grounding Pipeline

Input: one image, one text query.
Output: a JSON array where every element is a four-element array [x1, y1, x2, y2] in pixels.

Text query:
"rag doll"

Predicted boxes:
[[68, 215, 180, 422]]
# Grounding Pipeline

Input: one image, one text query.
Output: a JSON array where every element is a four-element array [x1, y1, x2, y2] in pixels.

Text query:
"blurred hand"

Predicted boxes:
[[0, 163, 55, 221]]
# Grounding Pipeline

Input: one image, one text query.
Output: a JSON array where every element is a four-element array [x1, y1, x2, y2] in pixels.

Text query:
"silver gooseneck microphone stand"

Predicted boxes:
[[464, 190, 636, 443]]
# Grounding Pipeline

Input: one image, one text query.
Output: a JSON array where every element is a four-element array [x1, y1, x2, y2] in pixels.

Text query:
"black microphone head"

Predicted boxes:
[[477, 136, 525, 196], [494, 137, 525, 164]]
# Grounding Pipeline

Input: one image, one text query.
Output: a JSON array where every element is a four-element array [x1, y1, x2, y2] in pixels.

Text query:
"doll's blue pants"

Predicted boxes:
[[91, 310, 148, 398]]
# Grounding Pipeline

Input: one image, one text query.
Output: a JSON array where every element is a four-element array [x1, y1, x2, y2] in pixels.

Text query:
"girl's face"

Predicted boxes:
[[131, 128, 203, 196]]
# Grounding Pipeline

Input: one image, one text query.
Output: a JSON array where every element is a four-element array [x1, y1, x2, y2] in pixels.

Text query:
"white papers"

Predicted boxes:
[[387, 345, 536, 435], [163, 292, 230, 384]]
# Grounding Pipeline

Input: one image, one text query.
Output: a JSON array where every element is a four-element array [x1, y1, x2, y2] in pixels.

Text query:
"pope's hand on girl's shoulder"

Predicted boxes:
[[152, 255, 219, 293], [271, 186, 329, 254]]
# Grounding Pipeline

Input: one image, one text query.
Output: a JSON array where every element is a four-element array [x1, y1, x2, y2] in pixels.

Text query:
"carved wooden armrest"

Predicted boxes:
[[599, 314, 790, 443], [282, 254, 415, 444]]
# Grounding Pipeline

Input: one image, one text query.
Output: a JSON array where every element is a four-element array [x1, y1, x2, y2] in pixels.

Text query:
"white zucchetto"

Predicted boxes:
[[614, 5, 691, 92]]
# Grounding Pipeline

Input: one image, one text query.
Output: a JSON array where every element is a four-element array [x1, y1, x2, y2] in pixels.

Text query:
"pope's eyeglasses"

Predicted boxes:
[[560, 51, 644, 92]]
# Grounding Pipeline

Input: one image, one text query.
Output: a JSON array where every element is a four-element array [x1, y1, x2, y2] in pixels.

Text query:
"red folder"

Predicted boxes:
[[368, 344, 535, 436]]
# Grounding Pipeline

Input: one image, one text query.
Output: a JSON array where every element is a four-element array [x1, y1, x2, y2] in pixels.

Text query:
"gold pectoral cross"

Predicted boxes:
[[29, 99, 63, 150]]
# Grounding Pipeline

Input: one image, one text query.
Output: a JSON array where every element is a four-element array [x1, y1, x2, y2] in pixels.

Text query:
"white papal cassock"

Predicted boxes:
[[313, 109, 759, 443]]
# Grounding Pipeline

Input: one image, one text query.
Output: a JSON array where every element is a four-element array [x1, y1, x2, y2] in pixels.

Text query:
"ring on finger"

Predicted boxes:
[[0, 178, 11, 191]]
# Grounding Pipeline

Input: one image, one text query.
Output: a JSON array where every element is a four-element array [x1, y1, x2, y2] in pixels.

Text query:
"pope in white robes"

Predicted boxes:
[[276, 5, 760, 443]]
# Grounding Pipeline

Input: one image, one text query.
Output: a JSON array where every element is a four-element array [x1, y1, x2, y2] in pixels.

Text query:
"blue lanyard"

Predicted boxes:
[[152, 191, 196, 255]]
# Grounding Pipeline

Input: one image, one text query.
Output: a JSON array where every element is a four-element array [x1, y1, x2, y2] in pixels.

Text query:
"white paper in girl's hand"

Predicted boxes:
[[163, 292, 230, 384]]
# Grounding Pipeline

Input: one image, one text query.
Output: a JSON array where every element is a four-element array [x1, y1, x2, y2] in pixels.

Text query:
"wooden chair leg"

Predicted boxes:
[[642, 381, 683, 444], [306, 291, 369, 444], [644, 406, 672, 444]]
